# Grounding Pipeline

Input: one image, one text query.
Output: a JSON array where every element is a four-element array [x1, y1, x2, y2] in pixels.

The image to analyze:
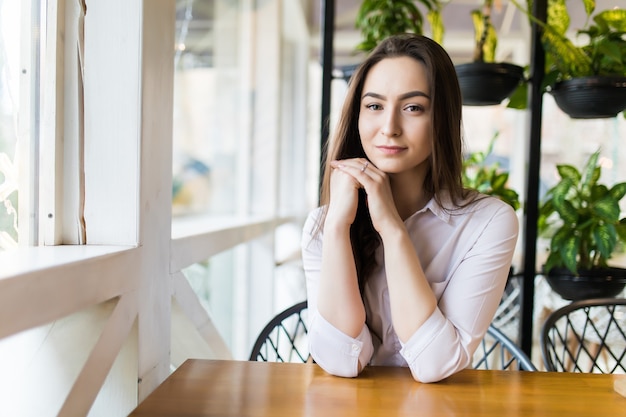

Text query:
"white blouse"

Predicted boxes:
[[301, 194, 519, 382]]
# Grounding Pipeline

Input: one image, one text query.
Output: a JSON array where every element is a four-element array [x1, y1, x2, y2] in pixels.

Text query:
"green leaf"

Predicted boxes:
[[542, 25, 592, 78], [427, 10, 444, 44], [581, 0, 596, 18], [609, 182, 626, 201], [590, 184, 609, 201], [491, 172, 508, 190], [556, 164, 581, 183], [505, 81, 528, 109], [592, 196, 620, 222], [549, 177, 574, 201], [498, 189, 521, 210], [554, 198, 578, 224], [593, 222, 617, 260], [616, 218, 626, 242], [544, 251, 563, 273], [595, 9, 626, 32], [539, 198, 555, 217], [559, 233, 580, 273], [355, 0, 436, 52], [546, 0, 569, 35], [581, 151, 601, 186]]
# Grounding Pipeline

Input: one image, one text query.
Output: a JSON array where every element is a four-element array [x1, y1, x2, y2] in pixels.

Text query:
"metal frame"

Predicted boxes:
[[249, 301, 309, 362], [541, 298, 626, 373], [249, 301, 537, 372], [475, 325, 538, 371]]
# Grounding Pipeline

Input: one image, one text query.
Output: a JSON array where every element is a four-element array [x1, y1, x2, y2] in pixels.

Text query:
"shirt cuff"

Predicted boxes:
[[399, 308, 469, 382], [308, 310, 373, 377], [399, 308, 445, 360]]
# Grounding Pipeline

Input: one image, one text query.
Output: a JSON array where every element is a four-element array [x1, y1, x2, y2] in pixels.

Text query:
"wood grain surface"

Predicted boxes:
[[129, 359, 626, 417]]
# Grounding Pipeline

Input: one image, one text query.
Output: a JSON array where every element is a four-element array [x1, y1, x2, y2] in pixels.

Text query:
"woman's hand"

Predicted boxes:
[[329, 159, 403, 235], [324, 160, 361, 230]]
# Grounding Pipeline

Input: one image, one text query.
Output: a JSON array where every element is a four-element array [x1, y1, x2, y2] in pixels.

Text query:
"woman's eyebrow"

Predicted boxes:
[[399, 90, 430, 100], [362, 90, 431, 100]]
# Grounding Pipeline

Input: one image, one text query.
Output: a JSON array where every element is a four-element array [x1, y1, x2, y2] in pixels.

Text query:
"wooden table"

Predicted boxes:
[[129, 359, 626, 417]]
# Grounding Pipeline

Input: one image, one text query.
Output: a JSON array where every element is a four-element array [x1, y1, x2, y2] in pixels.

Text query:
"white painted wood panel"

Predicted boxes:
[[83, 0, 141, 246], [58, 294, 137, 417], [135, 0, 176, 400], [0, 246, 137, 339]]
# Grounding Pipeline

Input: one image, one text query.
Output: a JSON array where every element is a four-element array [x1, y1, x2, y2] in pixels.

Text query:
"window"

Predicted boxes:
[[0, 0, 38, 250], [171, 0, 313, 358], [173, 0, 243, 216]]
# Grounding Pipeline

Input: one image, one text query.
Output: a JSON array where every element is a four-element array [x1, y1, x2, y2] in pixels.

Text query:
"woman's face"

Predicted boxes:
[[358, 56, 432, 176]]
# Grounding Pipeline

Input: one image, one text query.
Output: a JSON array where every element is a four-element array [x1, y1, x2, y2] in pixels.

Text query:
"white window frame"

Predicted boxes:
[[0, 0, 313, 415]]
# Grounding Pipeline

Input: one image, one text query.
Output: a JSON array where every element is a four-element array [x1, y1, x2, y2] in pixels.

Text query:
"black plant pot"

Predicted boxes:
[[455, 62, 525, 106], [549, 76, 626, 119], [544, 267, 626, 301]]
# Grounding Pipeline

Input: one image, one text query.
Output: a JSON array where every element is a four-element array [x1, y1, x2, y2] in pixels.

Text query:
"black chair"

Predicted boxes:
[[473, 324, 537, 371], [250, 301, 536, 371], [541, 298, 626, 373], [249, 301, 310, 362]]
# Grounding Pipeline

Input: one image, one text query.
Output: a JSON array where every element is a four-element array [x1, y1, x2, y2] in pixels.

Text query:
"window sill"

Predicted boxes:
[[0, 245, 136, 281], [170, 214, 299, 272]]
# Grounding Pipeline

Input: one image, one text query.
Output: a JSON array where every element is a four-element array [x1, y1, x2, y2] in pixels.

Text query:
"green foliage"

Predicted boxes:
[[512, 0, 626, 83], [541, 7, 626, 81], [354, 0, 444, 52], [538, 150, 626, 274], [470, 0, 499, 62], [506, 0, 626, 114], [462, 133, 521, 211]]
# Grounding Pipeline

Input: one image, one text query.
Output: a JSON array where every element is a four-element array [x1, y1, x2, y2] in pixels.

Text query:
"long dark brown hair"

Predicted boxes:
[[317, 34, 471, 292]]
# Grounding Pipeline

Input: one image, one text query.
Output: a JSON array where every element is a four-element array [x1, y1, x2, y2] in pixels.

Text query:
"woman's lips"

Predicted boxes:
[[377, 146, 406, 155]]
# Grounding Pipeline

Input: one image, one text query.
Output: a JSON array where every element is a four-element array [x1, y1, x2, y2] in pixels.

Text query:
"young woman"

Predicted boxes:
[[301, 34, 519, 383]]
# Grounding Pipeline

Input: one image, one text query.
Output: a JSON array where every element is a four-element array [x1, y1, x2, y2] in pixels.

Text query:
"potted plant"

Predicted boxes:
[[455, 0, 526, 106], [508, 0, 626, 118], [538, 150, 626, 300], [337, 0, 444, 82], [462, 133, 520, 211], [354, 0, 444, 53]]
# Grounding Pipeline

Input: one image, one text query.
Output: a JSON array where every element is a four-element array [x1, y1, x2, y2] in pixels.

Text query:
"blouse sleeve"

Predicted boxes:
[[301, 209, 375, 377], [399, 201, 519, 383]]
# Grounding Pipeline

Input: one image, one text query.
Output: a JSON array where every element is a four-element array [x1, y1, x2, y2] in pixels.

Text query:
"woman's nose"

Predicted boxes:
[[381, 112, 401, 137]]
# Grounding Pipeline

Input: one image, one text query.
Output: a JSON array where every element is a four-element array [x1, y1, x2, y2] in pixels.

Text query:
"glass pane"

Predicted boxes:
[[0, 1, 23, 250], [183, 249, 235, 349], [172, 0, 243, 216]]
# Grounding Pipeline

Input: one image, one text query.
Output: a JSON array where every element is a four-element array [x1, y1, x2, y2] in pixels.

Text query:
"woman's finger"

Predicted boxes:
[[331, 158, 375, 180]]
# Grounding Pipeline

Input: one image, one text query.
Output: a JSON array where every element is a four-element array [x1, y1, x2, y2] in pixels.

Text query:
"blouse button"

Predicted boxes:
[[351, 344, 359, 352]]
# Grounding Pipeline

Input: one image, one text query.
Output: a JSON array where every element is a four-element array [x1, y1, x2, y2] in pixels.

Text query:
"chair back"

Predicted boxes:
[[249, 301, 309, 362], [473, 325, 537, 371], [250, 301, 536, 371], [541, 298, 626, 373]]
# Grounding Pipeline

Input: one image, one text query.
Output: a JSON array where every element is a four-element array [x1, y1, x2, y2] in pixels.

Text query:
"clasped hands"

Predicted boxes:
[[326, 158, 402, 235]]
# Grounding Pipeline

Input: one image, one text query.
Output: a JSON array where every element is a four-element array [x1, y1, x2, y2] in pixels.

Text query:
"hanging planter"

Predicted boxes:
[[507, 4, 626, 117], [456, 62, 525, 106], [455, 0, 525, 106], [549, 76, 626, 119], [544, 267, 626, 301]]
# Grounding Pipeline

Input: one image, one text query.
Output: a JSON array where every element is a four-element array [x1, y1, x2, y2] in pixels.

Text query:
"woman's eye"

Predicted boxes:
[[365, 103, 382, 111], [405, 104, 423, 112]]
